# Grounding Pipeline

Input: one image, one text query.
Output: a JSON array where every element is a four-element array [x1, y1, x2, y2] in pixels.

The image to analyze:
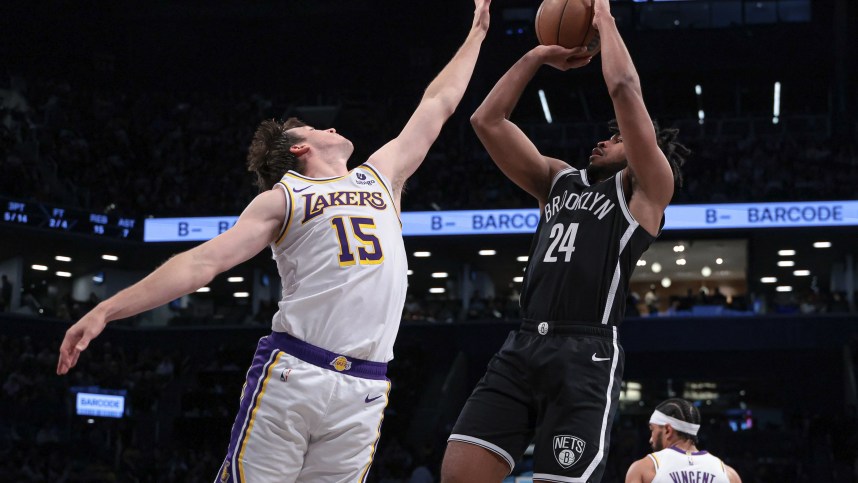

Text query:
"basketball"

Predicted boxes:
[[535, 0, 600, 54]]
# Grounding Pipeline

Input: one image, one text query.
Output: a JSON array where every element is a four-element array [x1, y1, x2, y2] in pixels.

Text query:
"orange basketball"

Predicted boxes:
[[535, 0, 600, 55]]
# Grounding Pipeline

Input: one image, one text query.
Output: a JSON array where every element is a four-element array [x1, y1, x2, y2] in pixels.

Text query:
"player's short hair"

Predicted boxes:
[[608, 119, 690, 192], [655, 398, 701, 444], [247, 117, 307, 192]]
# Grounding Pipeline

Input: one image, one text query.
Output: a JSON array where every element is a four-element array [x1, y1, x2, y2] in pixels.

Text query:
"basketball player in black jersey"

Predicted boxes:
[[441, 0, 689, 482]]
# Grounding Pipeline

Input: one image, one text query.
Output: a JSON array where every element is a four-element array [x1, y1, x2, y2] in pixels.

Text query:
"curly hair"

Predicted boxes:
[[246, 117, 307, 193], [608, 119, 690, 191], [655, 398, 701, 444]]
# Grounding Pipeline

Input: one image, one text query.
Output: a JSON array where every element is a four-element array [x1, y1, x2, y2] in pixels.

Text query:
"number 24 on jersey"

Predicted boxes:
[[544, 222, 579, 262]]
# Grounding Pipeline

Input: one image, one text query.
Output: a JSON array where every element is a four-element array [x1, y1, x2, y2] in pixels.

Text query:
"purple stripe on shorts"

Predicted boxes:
[[268, 331, 388, 380], [214, 332, 389, 482], [216, 336, 280, 483]]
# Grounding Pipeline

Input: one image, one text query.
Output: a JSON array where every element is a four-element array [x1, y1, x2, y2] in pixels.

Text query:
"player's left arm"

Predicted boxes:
[[367, 0, 490, 210], [624, 457, 654, 483], [593, 0, 674, 236]]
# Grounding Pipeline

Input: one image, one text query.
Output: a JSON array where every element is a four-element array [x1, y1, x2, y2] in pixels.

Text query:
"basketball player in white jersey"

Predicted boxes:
[[56, 1, 491, 481], [626, 398, 742, 483]]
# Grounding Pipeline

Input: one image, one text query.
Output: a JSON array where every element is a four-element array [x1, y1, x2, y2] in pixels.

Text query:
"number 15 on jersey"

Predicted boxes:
[[330, 216, 384, 267]]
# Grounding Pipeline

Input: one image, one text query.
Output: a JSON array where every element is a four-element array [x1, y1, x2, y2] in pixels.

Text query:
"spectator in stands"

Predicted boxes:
[[0, 274, 11, 312], [711, 287, 727, 306], [645, 284, 659, 315], [626, 292, 641, 317]]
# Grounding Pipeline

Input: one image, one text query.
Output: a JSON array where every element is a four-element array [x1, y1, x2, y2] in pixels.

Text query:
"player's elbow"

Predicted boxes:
[[423, 89, 458, 119], [470, 110, 487, 130], [470, 108, 499, 133], [198, 263, 221, 287], [184, 249, 224, 287], [607, 75, 641, 99]]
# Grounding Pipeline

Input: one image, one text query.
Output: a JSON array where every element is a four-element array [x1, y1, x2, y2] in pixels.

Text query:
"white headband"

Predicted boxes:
[[649, 410, 700, 436]]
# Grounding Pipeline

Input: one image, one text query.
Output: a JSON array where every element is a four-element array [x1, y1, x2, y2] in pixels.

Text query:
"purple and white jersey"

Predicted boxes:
[[649, 446, 728, 483], [270, 163, 407, 362]]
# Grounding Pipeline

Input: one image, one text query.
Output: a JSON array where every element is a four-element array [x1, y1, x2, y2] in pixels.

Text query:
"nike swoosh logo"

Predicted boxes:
[[292, 186, 311, 192], [591, 353, 611, 362], [365, 394, 383, 403]]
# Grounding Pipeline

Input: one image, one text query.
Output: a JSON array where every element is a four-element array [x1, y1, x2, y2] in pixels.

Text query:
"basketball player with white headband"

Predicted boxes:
[[625, 398, 742, 483]]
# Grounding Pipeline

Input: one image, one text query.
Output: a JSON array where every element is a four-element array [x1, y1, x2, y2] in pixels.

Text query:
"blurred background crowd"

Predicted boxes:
[[2, 0, 857, 481]]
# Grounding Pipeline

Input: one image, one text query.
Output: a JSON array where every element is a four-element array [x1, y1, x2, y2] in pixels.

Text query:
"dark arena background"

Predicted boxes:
[[1, 0, 857, 481]]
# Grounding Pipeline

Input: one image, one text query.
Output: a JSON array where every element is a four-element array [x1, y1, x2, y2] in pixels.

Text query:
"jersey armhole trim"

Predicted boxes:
[[580, 168, 591, 186], [273, 182, 294, 246], [648, 453, 660, 470], [549, 167, 576, 193], [615, 170, 638, 226], [362, 163, 402, 228]]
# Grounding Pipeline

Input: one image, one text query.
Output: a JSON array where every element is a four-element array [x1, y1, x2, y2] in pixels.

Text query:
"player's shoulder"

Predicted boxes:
[[275, 170, 304, 186], [244, 187, 288, 220], [724, 463, 742, 483], [548, 161, 587, 192], [549, 160, 577, 181], [356, 162, 393, 185], [625, 454, 657, 482]]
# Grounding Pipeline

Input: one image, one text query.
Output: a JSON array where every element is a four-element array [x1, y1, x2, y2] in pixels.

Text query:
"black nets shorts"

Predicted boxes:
[[449, 322, 624, 483]]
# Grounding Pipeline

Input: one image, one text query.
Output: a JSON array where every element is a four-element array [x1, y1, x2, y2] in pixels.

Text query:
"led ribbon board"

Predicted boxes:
[[144, 201, 858, 241]]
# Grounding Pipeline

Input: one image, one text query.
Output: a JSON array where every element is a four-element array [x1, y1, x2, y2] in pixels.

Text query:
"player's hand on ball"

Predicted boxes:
[[57, 312, 108, 375], [534, 45, 592, 71]]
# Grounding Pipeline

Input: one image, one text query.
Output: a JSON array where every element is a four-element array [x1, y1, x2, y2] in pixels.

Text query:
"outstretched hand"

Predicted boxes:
[[534, 45, 593, 71], [472, 0, 491, 33], [56, 311, 107, 375]]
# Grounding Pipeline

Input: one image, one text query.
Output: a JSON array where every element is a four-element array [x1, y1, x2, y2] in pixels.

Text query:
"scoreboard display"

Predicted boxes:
[[1, 197, 140, 240]]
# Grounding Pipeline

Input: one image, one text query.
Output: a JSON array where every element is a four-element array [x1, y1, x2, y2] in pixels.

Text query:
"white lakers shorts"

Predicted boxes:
[[215, 331, 390, 483]]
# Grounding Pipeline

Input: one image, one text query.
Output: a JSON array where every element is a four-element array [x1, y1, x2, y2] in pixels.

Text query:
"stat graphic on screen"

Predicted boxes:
[[1, 197, 139, 239]]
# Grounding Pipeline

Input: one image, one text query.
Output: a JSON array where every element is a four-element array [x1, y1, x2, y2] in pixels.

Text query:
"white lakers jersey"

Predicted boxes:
[[649, 447, 728, 483], [270, 163, 407, 362]]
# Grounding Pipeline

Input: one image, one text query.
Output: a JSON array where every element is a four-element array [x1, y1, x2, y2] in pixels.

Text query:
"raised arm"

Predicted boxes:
[[593, 0, 674, 234], [470, 44, 590, 207], [367, 0, 490, 209], [57, 189, 287, 375]]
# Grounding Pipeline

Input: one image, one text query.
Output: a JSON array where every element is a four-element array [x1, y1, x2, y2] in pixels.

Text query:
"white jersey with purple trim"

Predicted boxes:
[[270, 163, 406, 362], [649, 446, 728, 483]]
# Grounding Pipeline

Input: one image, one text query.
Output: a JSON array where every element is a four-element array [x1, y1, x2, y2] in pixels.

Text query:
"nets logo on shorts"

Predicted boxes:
[[553, 435, 586, 469], [330, 356, 352, 372]]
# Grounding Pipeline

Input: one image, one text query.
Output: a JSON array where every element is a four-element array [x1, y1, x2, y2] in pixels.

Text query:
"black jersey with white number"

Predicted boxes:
[[519, 167, 659, 327]]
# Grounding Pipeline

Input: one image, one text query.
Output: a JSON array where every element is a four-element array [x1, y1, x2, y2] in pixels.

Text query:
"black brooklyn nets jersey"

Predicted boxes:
[[520, 167, 659, 327]]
